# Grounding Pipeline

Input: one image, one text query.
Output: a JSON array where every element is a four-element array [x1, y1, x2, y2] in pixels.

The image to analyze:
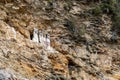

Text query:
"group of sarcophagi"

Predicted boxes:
[[32, 28, 51, 49]]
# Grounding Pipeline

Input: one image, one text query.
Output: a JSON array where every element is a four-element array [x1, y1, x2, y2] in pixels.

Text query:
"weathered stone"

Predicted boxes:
[[0, 0, 119, 80], [70, 6, 82, 14], [24, 0, 34, 4], [75, 46, 89, 58], [0, 10, 7, 20], [0, 0, 14, 3], [48, 53, 69, 78], [32, 28, 39, 43], [113, 73, 120, 80], [0, 20, 16, 40]]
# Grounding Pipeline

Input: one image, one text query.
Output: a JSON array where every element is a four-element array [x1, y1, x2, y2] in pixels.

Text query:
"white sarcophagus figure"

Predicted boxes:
[[32, 28, 54, 52], [38, 30, 45, 46], [32, 28, 39, 43], [38, 30, 43, 43], [43, 32, 47, 48], [45, 34, 51, 50]]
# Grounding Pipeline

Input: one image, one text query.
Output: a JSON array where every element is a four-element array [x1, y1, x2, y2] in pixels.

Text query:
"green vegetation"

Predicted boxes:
[[101, 0, 116, 14], [93, 6, 102, 16], [92, 0, 117, 15], [110, 0, 120, 34], [64, 0, 120, 40], [64, 19, 76, 34], [64, 19, 86, 40], [92, 0, 120, 34]]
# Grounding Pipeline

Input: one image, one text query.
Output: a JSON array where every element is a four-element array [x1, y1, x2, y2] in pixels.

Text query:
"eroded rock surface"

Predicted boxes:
[[0, 0, 119, 80]]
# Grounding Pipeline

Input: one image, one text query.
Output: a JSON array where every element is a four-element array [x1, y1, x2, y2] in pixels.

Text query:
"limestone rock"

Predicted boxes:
[[0, 0, 14, 3], [0, 10, 7, 20], [61, 44, 69, 54], [0, 69, 14, 79], [48, 53, 69, 78], [84, 33, 93, 42], [9, 19, 30, 39], [75, 46, 89, 58], [70, 6, 82, 14], [113, 74, 120, 80], [0, 20, 16, 39], [24, 0, 34, 4], [0, 0, 119, 80]]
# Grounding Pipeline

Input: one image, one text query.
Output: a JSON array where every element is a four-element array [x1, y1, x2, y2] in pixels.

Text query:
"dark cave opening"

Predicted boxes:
[[30, 33, 33, 40]]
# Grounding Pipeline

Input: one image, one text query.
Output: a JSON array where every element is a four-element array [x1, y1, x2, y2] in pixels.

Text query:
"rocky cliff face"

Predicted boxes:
[[0, 0, 120, 80]]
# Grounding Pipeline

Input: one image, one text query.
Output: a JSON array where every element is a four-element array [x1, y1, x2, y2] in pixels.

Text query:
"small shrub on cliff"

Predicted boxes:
[[64, 19, 76, 34], [100, 3, 115, 14], [93, 6, 102, 16], [64, 19, 86, 41], [111, 15, 120, 34], [111, 0, 120, 34], [92, 0, 116, 15]]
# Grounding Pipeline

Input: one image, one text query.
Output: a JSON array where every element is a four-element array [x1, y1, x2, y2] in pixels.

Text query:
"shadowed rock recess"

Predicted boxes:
[[0, 0, 120, 80]]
